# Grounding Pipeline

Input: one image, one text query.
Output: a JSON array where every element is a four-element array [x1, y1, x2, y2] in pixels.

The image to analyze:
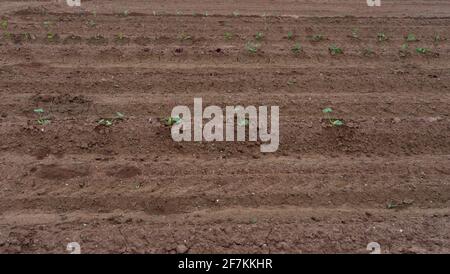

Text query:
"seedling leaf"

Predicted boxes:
[[322, 107, 333, 113], [238, 118, 250, 126], [332, 120, 344, 126]]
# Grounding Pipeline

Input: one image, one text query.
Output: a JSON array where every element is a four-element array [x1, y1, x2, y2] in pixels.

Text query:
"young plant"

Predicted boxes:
[[98, 112, 125, 127], [47, 32, 55, 41], [224, 32, 233, 40], [291, 43, 302, 54], [1, 19, 7, 30], [34, 108, 51, 125], [387, 200, 413, 209], [238, 118, 249, 126], [87, 19, 96, 28], [309, 34, 324, 42], [377, 32, 387, 42], [1, 19, 10, 38], [232, 11, 240, 17], [350, 28, 359, 39], [434, 34, 446, 43], [399, 43, 409, 57], [322, 107, 344, 127], [362, 48, 375, 57], [23, 32, 35, 41], [255, 32, 264, 41], [43, 21, 52, 30], [164, 116, 181, 126], [178, 33, 192, 41], [123, 10, 129, 17], [386, 201, 398, 209], [405, 33, 418, 42], [287, 79, 297, 86], [116, 33, 125, 40], [328, 44, 343, 55], [287, 31, 294, 40], [245, 41, 259, 53], [415, 47, 429, 54]]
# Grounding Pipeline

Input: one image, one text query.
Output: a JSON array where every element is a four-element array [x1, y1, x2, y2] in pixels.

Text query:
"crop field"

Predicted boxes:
[[0, 0, 449, 253]]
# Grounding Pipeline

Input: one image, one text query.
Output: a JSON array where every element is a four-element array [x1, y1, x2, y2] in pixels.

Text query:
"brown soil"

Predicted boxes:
[[0, 1, 449, 254]]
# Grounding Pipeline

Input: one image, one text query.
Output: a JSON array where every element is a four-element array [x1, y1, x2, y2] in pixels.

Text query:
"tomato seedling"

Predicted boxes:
[[329, 44, 343, 55], [322, 107, 344, 126], [255, 32, 264, 41], [416, 47, 429, 54], [406, 33, 418, 42], [34, 108, 51, 125], [377, 32, 387, 42], [245, 42, 259, 53], [291, 43, 302, 54], [98, 112, 125, 127], [164, 116, 181, 126]]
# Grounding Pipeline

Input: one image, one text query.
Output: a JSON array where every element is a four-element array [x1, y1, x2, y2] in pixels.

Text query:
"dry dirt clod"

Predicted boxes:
[[176, 244, 189, 254]]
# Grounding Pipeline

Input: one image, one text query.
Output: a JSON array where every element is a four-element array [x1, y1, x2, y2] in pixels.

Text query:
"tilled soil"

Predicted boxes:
[[0, 0, 449, 253]]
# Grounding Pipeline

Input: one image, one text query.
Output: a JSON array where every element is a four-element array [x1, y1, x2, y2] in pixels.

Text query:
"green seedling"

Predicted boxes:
[[117, 33, 125, 40], [416, 47, 428, 54], [287, 79, 297, 86], [98, 112, 125, 127], [399, 43, 409, 57], [434, 34, 446, 43], [178, 33, 192, 41], [245, 41, 259, 53], [405, 33, 418, 42], [98, 119, 113, 126], [309, 34, 324, 42], [291, 43, 302, 54], [123, 10, 129, 17], [34, 108, 51, 125], [87, 20, 96, 28], [387, 199, 414, 210], [43, 21, 51, 29], [255, 32, 264, 41], [363, 48, 375, 57], [47, 32, 55, 40], [377, 32, 387, 42], [1, 19, 9, 38], [232, 11, 240, 17], [224, 32, 233, 40], [328, 44, 343, 55], [90, 34, 106, 43], [23, 32, 35, 40], [116, 112, 125, 119], [322, 107, 344, 127], [1, 19, 7, 30], [287, 31, 294, 40], [249, 217, 258, 224], [238, 118, 250, 126], [387, 201, 398, 209], [164, 116, 181, 126], [350, 28, 359, 39]]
